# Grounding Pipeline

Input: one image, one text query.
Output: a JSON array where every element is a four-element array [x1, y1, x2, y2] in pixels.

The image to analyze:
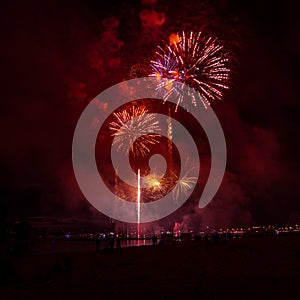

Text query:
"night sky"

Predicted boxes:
[[1, 0, 300, 227]]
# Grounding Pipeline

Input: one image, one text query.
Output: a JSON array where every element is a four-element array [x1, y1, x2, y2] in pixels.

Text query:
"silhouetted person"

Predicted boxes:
[[227, 232, 233, 239], [204, 234, 209, 250], [109, 236, 114, 251], [96, 238, 101, 252], [213, 233, 220, 246], [116, 235, 121, 249], [152, 234, 157, 246], [204, 234, 209, 243], [194, 234, 201, 243]]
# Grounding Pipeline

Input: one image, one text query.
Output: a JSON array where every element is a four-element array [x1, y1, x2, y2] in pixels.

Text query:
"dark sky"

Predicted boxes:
[[1, 0, 299, 227]]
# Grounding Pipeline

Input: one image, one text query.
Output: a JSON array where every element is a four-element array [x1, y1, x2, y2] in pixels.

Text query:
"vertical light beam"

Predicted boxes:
[[137, 169, 141, 237]]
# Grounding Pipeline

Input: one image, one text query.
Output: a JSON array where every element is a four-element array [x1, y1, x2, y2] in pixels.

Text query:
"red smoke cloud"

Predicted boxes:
[[2, 0, 299, 226], [139, 9, 165, 27]]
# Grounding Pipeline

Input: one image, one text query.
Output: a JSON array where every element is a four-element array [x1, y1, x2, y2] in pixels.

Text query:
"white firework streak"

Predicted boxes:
[[172, 169, 197, 202], [172, 157, 197, 202], [110, 106, 161, 157]]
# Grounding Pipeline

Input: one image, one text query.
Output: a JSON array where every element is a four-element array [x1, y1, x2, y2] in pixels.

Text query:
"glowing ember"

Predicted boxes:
[[144, 172, 162, 189]]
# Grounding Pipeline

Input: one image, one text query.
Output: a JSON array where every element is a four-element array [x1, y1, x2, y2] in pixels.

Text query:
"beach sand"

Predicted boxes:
[[1, 235, 300, 299]]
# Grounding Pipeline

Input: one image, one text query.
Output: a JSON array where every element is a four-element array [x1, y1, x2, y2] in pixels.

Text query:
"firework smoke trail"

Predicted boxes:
[[110, 106, 161, 157], [150, 31, 230, 110], [167, 106, 173, 155]]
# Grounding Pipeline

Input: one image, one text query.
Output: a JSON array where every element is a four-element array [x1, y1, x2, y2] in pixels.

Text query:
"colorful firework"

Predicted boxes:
[[171, 158, 197, 202], [143, 172, 163, 190], [142, 170, 177, 201], [142, 166, 196, 203], [172, 170, 197, 202], [110, 106, 161, 157], [150, 31, 230, 110]]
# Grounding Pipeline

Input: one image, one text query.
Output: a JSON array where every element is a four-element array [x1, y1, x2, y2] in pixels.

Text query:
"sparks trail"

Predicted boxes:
[[150, 31, 230, 110], [110, 105, 161, 157]]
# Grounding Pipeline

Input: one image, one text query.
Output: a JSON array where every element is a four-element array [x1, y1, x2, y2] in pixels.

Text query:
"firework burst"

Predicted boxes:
[[144, 172, 162, 189], [110, 106, 161, 157], [150, 31, 230, 110], [142, 168, 196, 202], [172, 170, 197, 202], [140, 169, 177, 201]]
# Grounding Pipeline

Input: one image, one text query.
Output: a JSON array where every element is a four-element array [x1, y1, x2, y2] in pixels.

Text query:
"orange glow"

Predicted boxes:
[[165, 80, 173, 91], [169, 33, 180, 45], [150, 179, 160, 187], [145, 173, 162, 189], [155, 72, 161, 79]]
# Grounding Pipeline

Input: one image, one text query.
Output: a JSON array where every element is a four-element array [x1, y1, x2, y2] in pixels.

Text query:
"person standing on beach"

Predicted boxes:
[[152, 234, 157, 246], [116, 235, 121, 249], [109, 235, 115, 251], [96, 237, 101, 252]]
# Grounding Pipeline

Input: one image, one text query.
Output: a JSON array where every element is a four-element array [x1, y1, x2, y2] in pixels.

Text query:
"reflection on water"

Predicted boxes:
[[30, 239, 152, 255], [125, 239, 151, 247]]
